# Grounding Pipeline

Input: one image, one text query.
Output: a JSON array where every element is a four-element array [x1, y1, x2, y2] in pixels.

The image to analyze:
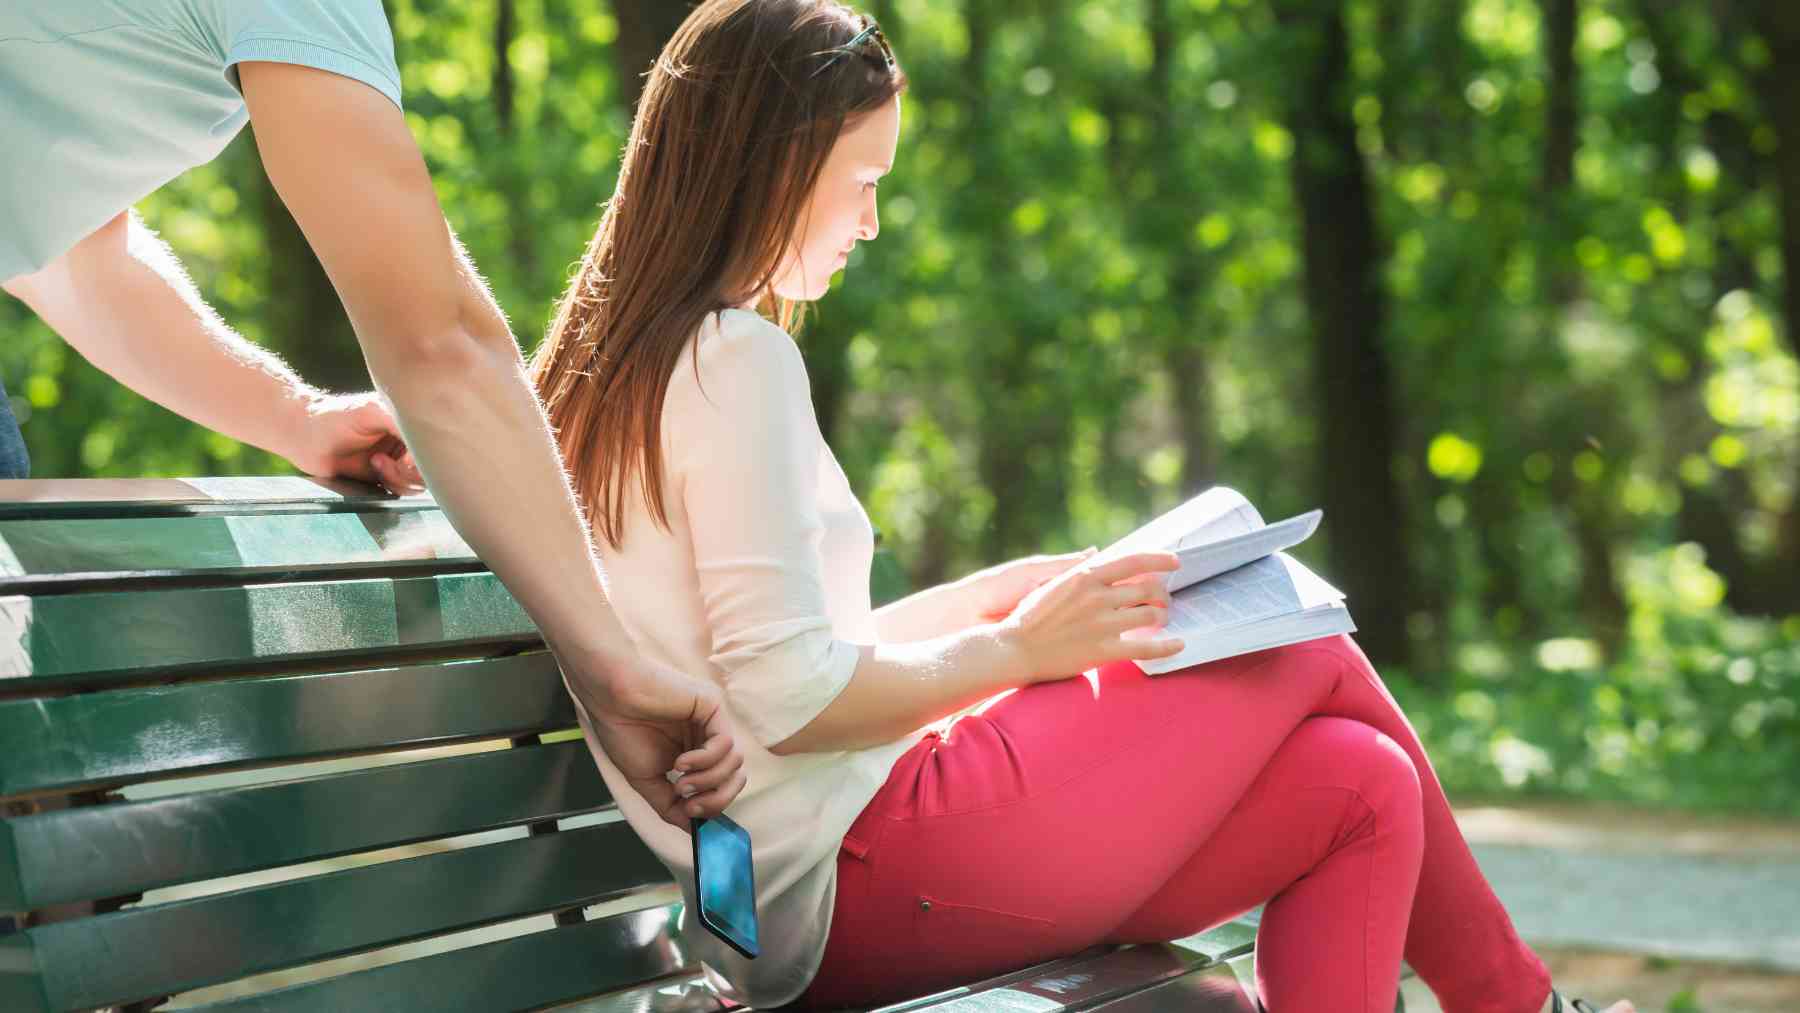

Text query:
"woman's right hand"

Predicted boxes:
[[554, 640, 747, 832], [996, 551, 1185, 683]]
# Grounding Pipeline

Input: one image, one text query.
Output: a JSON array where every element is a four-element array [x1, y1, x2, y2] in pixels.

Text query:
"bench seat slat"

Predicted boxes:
[[0, 654, 574, 797], [0, 510, 473, 584], [1171, 917, 1259, 963], [1084, 963, 1255, 1012], [0, 571, 536, 686], [1, 739, 608, 910], [0, 935, 48, 1012], [843, 944, 1219, 1013], [28, 821, 666, 1011], [190, 904, 695, 1013], [550, 974, 734, 1013]]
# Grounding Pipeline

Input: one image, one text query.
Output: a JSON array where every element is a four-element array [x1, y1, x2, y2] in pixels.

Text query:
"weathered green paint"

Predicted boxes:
[[0, 932, 48, 1013], [0, 478, 430, 521], [529, 972, 730, 1013], [0, 572, 536, 685], [1072, 962, 1254, 1012], [190, 904, 695, 1013], [0, 654, 575, 797], [0, 514, 369, 578], [0, 511, 474, 582], [1173, 917, 1259, 963], [0, 819, 19, 911], [27, 821, 667, 1011], [355, 509, 475, 565], [2, 740, 609, 910]]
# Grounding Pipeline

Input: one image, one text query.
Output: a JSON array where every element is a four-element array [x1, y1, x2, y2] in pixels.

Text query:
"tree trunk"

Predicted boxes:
[[610, 0, 695, 116], [1165, 339, 1218, 493], [1542, 0, 1578, 194], [1745, 8, 1800, 580], [493, 0, 537, 283], [255, 163, 368, 395], [1539, 0, 1628, 648], [1746, 7, 1800, 359], [494, 0, 516, 135], [956, 4, 1070, 565], [1637, 0, 1781, 612], [964, 6, 1026, 564], [1150, 0, 1221, 496], [1273, 0, 1414, 670]]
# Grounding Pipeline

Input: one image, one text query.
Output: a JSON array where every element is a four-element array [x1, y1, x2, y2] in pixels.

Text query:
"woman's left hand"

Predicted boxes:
[[963, 548, 1100, 624], [292, 391, 426, 495]]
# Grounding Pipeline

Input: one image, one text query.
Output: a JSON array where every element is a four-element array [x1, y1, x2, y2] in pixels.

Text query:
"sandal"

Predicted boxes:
[[1550, 989, 1603, 1013]]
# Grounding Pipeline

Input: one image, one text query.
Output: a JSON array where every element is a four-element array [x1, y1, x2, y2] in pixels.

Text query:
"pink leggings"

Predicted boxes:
[[792, 636, 1552, 1013]]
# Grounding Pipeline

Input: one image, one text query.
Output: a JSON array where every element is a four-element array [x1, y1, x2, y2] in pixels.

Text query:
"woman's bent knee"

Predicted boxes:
[[1290, 717, 1421, 817]]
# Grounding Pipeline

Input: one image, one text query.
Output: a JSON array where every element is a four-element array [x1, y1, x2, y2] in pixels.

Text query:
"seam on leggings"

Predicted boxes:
[[1296, 765, 1385, 1010], [1282, 783, 1383, 1011], [1363, 793, 1376, 1012], [890, 644, 1353, 822], [918, 894, 1058, 928]]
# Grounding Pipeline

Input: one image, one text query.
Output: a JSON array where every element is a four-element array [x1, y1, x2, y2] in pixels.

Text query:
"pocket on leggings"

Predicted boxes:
[[910, 892, 1063, 973], [830, 819, 888, 926]]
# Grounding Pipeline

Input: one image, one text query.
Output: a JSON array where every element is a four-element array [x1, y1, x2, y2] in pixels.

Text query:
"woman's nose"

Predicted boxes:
[[860, 198, 880, 241]]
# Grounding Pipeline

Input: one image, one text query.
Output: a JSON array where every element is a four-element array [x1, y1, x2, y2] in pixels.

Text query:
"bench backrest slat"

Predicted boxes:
[[1, 739, 609, 911], [0, 477, 427, 519], [0, 572, 536, 687], [0, 509, 474, 584], [188, 904, 695, 1013], [0, 654, 572, 797], [28, 821, 663, 1011]]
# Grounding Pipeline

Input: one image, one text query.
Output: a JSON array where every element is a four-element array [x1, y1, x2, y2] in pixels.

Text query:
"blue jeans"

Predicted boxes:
[[0, 375, 30, 479]]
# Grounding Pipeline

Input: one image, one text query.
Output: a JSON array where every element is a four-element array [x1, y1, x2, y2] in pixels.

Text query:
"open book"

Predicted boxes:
[[1090, 487, 1356, 674]]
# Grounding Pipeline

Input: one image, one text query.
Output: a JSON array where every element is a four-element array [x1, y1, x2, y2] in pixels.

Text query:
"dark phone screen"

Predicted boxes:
[[694, 815, 759, 958]]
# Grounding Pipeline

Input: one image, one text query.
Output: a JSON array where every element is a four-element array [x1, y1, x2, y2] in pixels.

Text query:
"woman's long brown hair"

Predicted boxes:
[[531, 0, 906, 548]]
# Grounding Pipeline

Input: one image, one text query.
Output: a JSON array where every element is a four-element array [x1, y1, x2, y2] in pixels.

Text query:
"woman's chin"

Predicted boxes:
[[770, 269, 840, 303]]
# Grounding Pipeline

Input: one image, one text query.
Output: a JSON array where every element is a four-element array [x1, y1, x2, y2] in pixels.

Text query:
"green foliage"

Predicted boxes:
[[2, 0, 1796, 813], [1391, 543, 1800, 812]]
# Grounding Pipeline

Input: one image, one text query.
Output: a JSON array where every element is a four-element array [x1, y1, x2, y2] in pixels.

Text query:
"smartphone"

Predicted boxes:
[[692, 814, 760, 959]]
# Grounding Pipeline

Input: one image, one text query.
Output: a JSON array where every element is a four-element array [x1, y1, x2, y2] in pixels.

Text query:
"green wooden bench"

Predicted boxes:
[[0, 477, 1274, 1012]]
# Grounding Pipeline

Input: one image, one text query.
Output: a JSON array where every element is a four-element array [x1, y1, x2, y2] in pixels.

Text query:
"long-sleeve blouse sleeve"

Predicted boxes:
[[663, 310, 862, 749]]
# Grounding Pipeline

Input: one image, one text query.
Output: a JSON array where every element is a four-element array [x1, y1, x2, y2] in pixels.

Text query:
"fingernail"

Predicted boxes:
[[688, 803, 703, 817]]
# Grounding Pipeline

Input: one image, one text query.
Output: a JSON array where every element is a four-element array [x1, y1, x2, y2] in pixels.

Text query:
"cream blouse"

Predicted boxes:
[[573, 308, 924, 1007]]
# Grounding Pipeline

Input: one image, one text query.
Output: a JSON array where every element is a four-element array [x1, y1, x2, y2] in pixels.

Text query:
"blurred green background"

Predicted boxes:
[[2, 0, 1795, 814]]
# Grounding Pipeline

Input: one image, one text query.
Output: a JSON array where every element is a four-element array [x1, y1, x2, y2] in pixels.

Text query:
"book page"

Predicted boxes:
[[1165, 509, 1321, 591], [1091, 487, 1261, 565], [1164, 553, 1343, 636], [1130, 553, 1351, 674], [1139, 603, 1355, 675]]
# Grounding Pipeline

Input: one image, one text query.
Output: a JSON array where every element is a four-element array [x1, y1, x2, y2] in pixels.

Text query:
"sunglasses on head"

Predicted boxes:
[[809, 15, 895, 78]]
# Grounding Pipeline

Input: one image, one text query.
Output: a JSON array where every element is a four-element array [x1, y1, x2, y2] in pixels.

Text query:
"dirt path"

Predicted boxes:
[[1399, 947, 1800, 1013], [1395, 802, 1800, 1013]]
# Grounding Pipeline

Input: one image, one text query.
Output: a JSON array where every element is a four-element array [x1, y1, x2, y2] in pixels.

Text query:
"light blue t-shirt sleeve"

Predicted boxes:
[[224, 0, 403, 111], [0, 1, 406, 281]]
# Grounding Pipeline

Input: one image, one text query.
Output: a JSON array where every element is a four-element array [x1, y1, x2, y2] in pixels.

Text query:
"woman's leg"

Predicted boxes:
[[799, 635, 1547, 1012], [1099, 716, 1426, 1012], [1097, 636, 1553, 1013], [801, 711, 1424, 1011]]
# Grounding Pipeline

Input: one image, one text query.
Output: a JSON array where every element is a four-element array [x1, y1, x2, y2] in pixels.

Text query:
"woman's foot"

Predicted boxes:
[[1543, 989, 1636, 1013]]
